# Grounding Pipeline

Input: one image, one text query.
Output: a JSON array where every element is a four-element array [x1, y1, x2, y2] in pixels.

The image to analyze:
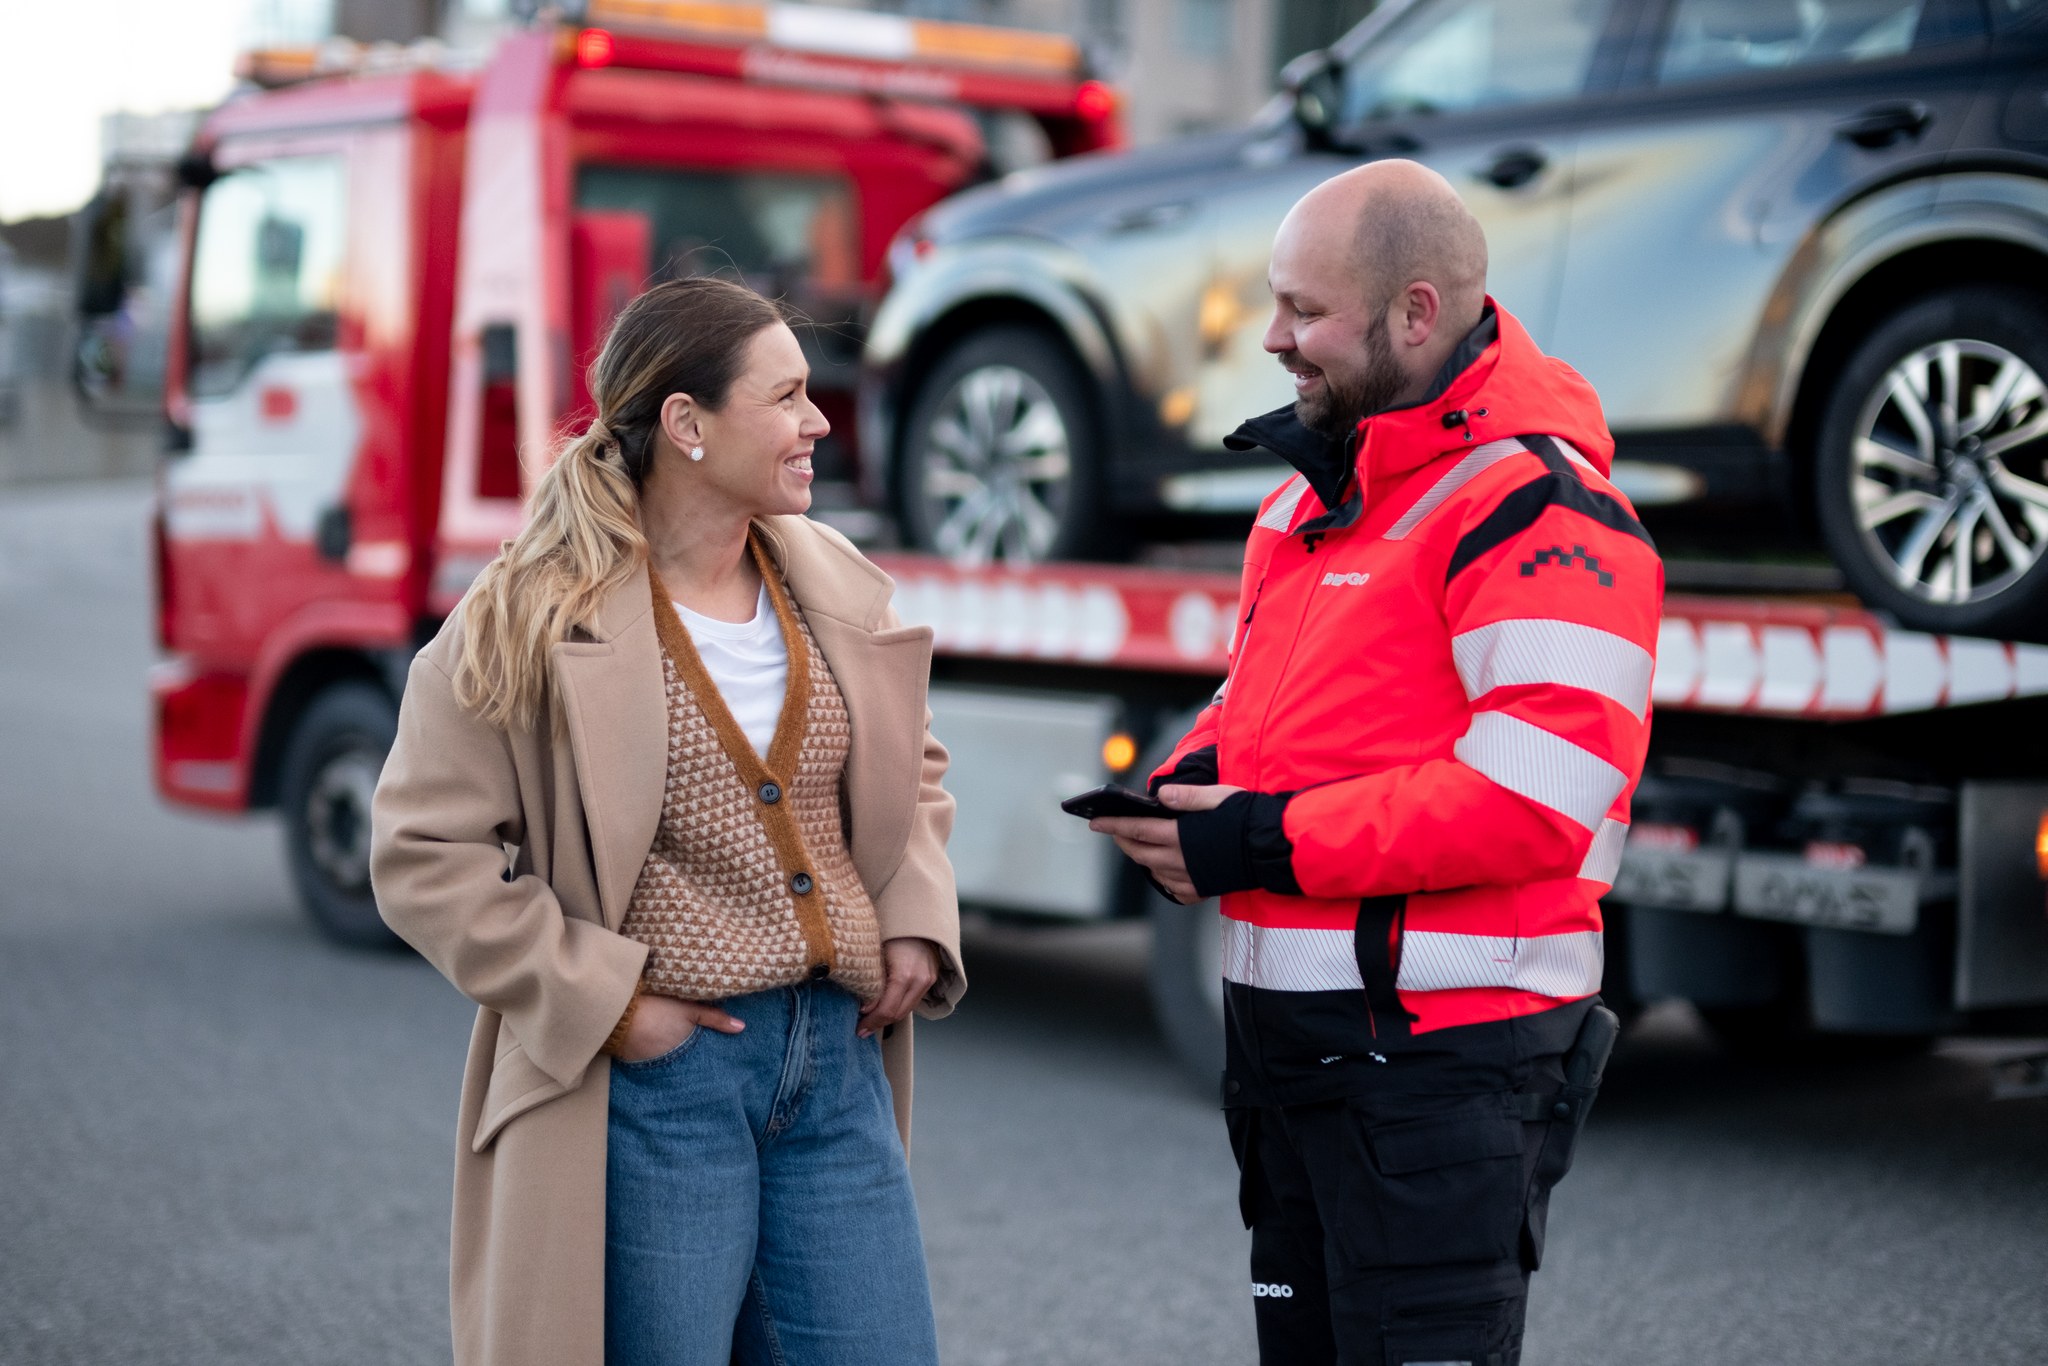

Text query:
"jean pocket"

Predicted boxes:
[[613, 1023, 703, 1073], [1347, 1096, 1526, 1268]]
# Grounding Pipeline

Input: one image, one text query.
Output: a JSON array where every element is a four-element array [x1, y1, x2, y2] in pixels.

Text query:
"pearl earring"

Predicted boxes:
[[689, 446, 704, 462]]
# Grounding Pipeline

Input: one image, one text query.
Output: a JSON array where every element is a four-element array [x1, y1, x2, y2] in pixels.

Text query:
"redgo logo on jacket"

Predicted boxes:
[[1319, 571, 1370, 588]]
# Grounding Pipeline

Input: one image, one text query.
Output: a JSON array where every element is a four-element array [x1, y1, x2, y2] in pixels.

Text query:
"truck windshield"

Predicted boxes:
[[575, 166, 861, 303], [187, 155, 346, 399]]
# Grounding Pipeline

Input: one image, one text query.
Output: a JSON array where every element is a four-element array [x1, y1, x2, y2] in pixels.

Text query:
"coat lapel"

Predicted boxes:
[[757, 517, 933, 894], [551, 571, 667, 932]]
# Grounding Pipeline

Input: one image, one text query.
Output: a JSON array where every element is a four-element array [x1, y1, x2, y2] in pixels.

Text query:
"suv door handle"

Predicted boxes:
[[1106, 200, 1193, 233], [1836, 100, 1931, 149], [1477, 147, 1547, 189]]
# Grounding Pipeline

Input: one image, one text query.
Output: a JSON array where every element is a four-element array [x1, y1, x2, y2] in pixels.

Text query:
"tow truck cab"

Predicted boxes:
[[151, 4, 1118, 943]]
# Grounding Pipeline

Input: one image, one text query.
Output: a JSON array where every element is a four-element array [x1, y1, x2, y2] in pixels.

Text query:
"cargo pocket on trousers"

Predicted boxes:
[[1381, 1295, 1518, 1366], [1356, 1097, 1526, 1267]]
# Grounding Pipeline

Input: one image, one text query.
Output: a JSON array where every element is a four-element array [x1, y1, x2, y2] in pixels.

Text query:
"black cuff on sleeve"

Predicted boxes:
[[1148, 743, 1220, 796], [1179, 791, 1300, 899]]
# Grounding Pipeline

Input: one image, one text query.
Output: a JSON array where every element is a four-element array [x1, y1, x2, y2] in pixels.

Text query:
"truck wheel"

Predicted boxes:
[[278, 682, 401, 950], [896, 326, 1102, 564], [1815, 287, 2048, 640], [1148, 885, 1225, 1091]]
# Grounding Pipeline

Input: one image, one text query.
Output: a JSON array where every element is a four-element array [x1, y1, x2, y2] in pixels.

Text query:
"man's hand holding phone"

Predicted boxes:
[[1085, 783, 1245, 905]]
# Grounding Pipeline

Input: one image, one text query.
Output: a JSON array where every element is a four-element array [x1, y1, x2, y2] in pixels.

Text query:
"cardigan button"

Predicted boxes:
[[791, 872, 814, 896], [809, 963, 830, 980], [758, 782, 782, 805]]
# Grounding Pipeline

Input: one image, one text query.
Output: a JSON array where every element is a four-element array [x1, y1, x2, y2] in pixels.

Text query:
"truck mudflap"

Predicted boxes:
[[1615, 771, 2048, 1029]]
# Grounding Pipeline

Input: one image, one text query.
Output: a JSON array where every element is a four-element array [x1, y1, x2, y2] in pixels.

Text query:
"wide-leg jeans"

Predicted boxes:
[[604, 981, 940, 1366]]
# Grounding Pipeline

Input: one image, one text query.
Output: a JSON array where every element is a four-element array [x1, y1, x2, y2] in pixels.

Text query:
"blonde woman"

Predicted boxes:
[[370, 277, 962, 1366]]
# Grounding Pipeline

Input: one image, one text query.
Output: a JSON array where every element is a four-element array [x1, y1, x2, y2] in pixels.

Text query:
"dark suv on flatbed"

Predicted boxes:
[[866, 0, 2048, 638]]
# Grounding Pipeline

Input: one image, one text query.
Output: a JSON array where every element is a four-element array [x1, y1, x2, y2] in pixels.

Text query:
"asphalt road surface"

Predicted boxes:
[[3, 481, 2047, 1366]]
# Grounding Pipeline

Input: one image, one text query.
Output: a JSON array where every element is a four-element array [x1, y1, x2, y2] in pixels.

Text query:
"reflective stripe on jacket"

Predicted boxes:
[[1152, 302, 1663, 1103]]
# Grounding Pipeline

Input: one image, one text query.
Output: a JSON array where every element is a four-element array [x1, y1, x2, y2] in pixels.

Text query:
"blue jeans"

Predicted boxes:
[[605, 981, 940, 1366]]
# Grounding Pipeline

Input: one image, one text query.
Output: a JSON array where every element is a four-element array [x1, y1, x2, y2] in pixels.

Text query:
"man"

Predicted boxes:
[[1091, 161, 1662, 1365]]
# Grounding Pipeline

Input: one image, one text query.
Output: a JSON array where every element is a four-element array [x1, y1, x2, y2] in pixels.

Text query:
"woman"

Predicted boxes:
[[370, 277, 963, 1366]]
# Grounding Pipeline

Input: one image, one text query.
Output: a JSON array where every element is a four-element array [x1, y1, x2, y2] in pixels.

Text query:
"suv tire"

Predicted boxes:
[[1816, 287, 2048, 640], [279, 682, 402, 949], [896, 326, 1103, 564]]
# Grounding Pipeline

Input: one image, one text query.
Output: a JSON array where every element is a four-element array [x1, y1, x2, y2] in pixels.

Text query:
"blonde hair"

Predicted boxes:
[[452, 277, 786, 730]]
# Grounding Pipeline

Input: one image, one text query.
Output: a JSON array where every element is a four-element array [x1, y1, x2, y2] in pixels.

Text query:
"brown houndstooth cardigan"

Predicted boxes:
[[621, 537, 885, 1004]]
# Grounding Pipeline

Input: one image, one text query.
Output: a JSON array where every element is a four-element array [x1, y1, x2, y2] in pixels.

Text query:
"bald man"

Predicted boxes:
[[1092, 162, 1663, 1364]]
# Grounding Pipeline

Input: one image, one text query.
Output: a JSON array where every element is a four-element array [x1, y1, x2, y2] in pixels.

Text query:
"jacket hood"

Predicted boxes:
[[1224, 300, 1616, 521]]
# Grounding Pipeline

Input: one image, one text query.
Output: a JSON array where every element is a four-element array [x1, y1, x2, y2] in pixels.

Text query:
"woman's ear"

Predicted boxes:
[[658, 392, 705, 455]]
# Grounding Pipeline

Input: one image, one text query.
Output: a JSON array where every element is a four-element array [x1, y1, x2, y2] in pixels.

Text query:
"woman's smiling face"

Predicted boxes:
[[688, 322, 830, 518]]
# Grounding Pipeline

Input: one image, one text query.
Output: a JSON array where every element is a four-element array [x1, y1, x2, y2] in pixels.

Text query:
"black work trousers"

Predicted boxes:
[[1226, 1064, 1567, 1366]]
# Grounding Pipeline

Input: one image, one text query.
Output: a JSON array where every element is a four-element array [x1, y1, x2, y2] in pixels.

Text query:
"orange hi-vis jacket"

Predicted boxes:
[[1152, 303, 1664, 1104]]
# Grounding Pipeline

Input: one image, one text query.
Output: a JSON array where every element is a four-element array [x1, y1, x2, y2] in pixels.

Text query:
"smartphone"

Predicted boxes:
[[1060, 784, 1173, 821]]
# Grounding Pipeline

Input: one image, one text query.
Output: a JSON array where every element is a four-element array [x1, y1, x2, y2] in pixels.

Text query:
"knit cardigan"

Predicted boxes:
[[617, 542, 884, 1004]]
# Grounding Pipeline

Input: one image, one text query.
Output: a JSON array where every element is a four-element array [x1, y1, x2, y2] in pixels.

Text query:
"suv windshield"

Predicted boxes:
[[1339, 0, 1612, 124]]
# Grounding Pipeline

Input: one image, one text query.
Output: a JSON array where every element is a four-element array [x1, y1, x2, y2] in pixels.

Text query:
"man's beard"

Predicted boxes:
[[1293, 320, 1405, 439]]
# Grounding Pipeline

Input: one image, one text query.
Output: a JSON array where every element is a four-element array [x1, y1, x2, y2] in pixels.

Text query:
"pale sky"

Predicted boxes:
[[0, 0, 257, 221]]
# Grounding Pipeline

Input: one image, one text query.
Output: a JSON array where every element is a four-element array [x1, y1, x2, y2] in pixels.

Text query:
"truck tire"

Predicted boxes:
[[1815, 286, 2048, 640], [896, 326, 1103, 564], [1148, 883, 1225, 1092], [278, 682, 401, 949]]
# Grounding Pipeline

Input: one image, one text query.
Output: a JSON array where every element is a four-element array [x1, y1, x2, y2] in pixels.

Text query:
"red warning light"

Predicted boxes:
[[576, 28, 616, 68], [1074, 80, 1116, 121]]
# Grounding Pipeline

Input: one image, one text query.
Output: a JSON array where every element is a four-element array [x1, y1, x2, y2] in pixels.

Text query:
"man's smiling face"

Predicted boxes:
[[1263, 209, 1406, 438]]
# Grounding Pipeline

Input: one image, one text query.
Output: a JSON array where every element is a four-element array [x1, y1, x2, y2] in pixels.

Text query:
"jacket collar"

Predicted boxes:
[[1223, 304, 1500, 518]]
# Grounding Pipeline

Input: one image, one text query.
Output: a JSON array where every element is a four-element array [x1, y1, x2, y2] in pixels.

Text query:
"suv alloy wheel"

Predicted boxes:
[[896, 326, 1101, 564], [1817, 287, 2048, 639], [279, 682, 402, 948]]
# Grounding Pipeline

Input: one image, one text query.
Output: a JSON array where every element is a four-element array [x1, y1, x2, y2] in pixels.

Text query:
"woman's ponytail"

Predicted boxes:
[[451, 423, 647, 730]]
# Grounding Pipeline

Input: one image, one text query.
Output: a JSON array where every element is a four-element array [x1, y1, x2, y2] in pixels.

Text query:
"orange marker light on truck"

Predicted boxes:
[[1102, 732, 1137, 774], [2037, 810, 2048, 880], [576, 28, 616, 67]]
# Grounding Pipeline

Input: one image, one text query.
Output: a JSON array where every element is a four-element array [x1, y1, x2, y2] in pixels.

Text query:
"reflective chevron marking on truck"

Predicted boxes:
[[870, 560, 2048, 717], [426, 549, 2048, 717], [1649, 597, 2048, 718]]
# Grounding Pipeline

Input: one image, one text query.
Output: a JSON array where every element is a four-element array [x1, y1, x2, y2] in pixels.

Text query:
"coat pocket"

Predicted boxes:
[[471, 1041, 570, 1154], [1346, 1095, 1526, 1268]]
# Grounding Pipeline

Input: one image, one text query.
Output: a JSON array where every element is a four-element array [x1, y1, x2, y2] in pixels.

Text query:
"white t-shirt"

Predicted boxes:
[[674, 586, 789, 760]]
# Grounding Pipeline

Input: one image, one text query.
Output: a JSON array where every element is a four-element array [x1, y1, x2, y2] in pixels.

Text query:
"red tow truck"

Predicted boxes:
[[150, 3, 2048, 1088], [149, 0, 1114, 938]]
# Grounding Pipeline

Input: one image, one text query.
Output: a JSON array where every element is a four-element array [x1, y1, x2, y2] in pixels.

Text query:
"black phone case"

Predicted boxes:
[[1060, 785, 1172, 820]]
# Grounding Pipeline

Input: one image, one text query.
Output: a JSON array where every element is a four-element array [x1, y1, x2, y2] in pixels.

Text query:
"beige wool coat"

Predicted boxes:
[[369, 514, 964, 1366]]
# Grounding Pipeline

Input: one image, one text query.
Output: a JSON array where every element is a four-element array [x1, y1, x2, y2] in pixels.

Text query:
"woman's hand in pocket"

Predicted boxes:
[[614, 994, 744, 1063]]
